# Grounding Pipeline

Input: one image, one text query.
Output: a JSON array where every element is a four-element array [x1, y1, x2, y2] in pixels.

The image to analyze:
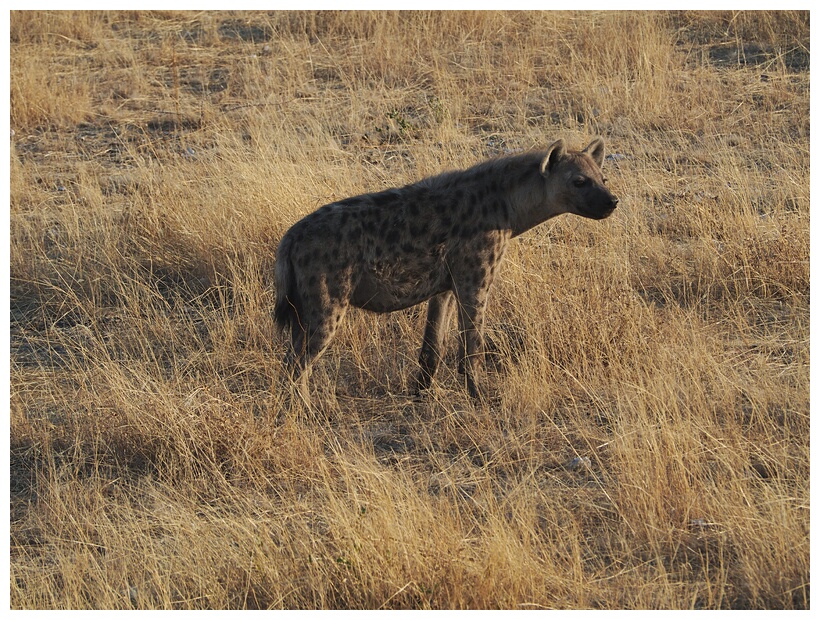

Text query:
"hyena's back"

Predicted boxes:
[[275, 180, 490, 325]]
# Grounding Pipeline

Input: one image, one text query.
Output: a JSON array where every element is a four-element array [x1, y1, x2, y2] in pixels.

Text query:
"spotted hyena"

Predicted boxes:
[[274, 137, 618, 398]]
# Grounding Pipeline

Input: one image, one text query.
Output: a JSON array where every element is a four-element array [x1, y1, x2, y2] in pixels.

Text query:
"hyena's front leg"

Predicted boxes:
[[414, 290, 456, 394], [454, 284, 491, 400]]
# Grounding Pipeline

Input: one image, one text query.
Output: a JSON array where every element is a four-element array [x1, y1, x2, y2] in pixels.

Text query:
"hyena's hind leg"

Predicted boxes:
[[281, 299, 349, 398], [413, 291, 456, 395]]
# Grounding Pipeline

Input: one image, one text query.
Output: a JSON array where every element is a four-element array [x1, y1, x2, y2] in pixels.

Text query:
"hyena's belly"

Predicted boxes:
[[350, 252, 449, 313]]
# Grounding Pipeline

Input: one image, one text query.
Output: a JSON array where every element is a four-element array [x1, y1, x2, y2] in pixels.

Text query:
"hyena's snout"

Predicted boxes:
[[586, 187, 619, 220], [603, 191, 619, 216]]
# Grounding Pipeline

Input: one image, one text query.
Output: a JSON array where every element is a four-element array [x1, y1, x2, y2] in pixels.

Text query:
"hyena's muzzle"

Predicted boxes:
[[578, 183, 619, 220]]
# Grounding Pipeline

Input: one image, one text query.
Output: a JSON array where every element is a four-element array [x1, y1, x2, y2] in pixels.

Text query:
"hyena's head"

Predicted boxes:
[[540, 137, 619, 220]]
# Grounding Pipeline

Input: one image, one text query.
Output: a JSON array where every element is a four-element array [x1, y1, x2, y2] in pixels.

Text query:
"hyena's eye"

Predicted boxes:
[[572, 176, 588, 188]]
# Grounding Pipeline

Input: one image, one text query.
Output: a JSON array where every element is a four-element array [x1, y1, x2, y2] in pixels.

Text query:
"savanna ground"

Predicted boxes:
[[8, 10, 810, 609]]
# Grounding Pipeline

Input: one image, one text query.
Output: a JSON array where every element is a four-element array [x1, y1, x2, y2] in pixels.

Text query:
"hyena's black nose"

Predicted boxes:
[[609, 195, 619, 209]]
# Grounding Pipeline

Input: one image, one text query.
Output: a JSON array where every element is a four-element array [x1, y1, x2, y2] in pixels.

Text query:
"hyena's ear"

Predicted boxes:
[[583, 137, 606, 168], [540, 139, 566, 175]]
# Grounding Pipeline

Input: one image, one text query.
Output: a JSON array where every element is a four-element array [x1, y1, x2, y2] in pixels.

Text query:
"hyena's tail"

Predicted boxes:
[[273, 232, 301, 332]]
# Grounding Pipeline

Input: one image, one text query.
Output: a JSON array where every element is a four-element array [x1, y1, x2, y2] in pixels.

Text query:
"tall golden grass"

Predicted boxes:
[[9, 10, 809, 609]]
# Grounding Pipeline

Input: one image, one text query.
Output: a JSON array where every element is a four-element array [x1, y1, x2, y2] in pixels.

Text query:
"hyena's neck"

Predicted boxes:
[[505, 157, 563, 237], [452, 151, 551, 237], [429, 151, 559, 237]]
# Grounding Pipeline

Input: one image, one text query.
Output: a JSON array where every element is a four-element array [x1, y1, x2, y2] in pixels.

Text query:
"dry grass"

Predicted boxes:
[[9, 10, 809, 609]]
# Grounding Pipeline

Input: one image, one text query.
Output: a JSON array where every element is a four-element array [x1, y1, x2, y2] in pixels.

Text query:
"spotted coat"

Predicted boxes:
[[274, 137, 619, 398]]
